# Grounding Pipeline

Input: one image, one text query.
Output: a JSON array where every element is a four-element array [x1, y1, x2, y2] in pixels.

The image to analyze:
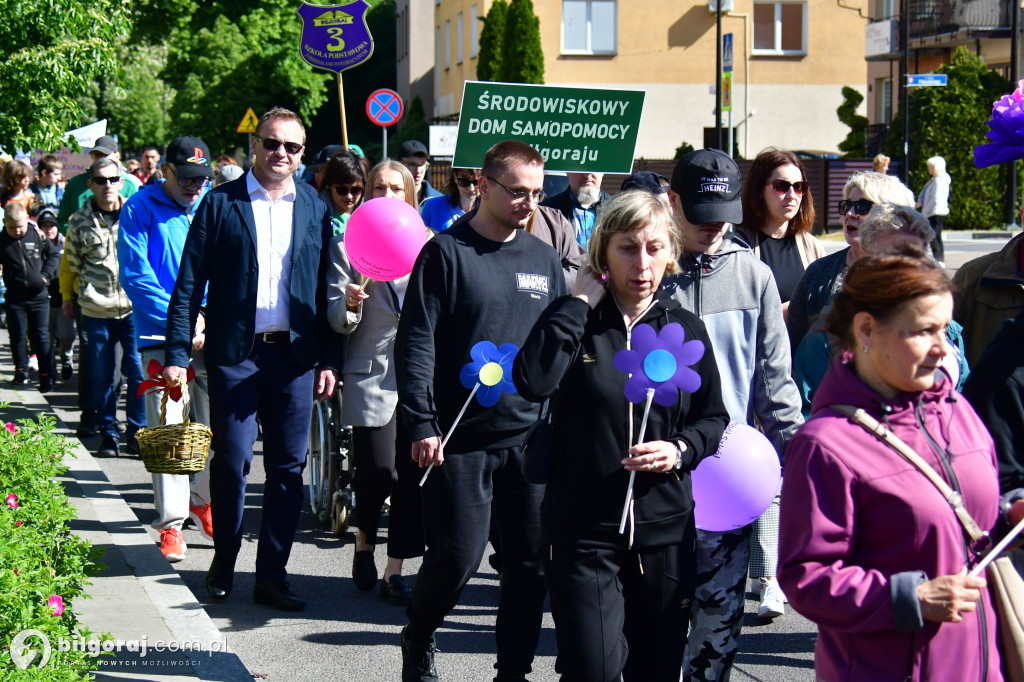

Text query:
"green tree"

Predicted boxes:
[[498, 0, 544, 84], [96, 44, 175, 152], [836, 86, 868, 158], [884, 47, 1012, 229], [674, 141, 696, 160], [476, 0, 508, 81], [0, 0, 129, 151]]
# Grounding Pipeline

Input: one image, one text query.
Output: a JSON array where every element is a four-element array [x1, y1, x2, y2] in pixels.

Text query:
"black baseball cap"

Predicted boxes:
[[91, 135, 119, 156], [621, 171, 669, 195], [309, 144, 344, 170], [37, 207, 58, 226], [670, 149, 743, 225], [166, 136, 214, 178], [398, 140, 429, 159]]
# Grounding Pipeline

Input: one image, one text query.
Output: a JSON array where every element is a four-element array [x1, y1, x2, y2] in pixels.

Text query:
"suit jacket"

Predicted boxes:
[[165, 171, 339, 370]]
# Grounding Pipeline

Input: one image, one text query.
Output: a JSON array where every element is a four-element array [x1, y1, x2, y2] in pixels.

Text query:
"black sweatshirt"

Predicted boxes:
[[513, 294, 729, 549], [396, 220, 568, 452], [0, 227, 60, 303]]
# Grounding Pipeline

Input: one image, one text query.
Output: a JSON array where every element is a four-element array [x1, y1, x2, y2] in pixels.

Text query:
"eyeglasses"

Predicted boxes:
[[768, 179, 807, 195], [255, 136, 304, 156], [167, 166, 210, 189], [455, 177, 479, 188], [91, 175, 122, 186], [838, 198, 875, 216], [332, 184, 364, 197], [487, 176, 545, 204]]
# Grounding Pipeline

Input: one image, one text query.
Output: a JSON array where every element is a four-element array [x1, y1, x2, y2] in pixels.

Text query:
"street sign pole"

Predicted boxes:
[[383, 125, 387, 159], [715, 4, 723, 151]]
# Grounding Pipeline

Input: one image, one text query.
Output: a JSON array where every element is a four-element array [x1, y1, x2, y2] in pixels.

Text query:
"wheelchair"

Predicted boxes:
[[306, 389, 354, 537]]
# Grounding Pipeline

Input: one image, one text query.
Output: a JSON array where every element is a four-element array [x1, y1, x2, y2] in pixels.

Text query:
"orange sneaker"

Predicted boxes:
[[189, 503, 213, 541], [159, 528, 187, 563]]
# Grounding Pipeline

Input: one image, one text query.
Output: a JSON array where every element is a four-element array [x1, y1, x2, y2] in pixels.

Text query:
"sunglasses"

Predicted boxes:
[[838, 198, 875, 216], [91, 175, 122, 186], [768, 179, 807, 195], [455, 177, 479, 188], [332, 184, 364, 197], [255, 136, 304, 155]]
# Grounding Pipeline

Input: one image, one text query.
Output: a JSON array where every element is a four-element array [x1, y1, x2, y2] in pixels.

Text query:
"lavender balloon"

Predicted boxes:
[[692, 422, 780, 532]]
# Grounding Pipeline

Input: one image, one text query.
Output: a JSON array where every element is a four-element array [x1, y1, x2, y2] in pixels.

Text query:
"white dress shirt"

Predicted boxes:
[[247, 172, 295, 333]]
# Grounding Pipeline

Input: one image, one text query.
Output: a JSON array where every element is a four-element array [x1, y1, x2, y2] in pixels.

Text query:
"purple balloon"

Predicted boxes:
[[692, 422, 781, 532]]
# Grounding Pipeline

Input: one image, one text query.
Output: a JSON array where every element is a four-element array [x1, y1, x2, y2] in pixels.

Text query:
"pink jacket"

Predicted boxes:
[[779, 358, 1001, 682]]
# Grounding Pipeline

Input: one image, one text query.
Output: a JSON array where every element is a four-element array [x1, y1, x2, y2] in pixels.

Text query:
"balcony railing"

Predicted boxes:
[[868, 0, 1009, 57]]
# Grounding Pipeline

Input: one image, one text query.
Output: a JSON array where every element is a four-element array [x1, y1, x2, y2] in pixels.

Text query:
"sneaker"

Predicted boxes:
[[189, 503, 214, 541], [12, 371, 26, 387], [750, 578, 764, 598], [38, 373, 52, 394], [159, 528, 187, 563], [61, 362, 73, 381], [28, 355, 37, 371], [400, 626, 439, 682], [758, 578, 786, 619]]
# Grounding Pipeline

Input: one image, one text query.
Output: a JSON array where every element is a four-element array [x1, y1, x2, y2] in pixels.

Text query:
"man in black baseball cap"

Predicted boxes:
[[662, 147, 802, 682], [620, 170, 671, 209], [398, 139, 442, 204]]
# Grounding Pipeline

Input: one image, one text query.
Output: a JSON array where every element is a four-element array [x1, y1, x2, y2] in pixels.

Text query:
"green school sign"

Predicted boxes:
[[453, 81, 645, 173]]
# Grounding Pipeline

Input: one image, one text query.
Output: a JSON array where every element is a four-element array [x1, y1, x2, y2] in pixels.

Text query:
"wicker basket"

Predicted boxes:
[[137, 382, 212, 475]]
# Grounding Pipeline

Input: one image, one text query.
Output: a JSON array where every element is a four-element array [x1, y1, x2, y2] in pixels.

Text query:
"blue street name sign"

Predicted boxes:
[[907, 74, 947, 87]]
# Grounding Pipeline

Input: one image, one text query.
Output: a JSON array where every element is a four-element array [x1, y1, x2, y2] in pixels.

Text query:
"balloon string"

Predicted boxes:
[[419, 383, 480, 487], [619, 388, 656, 535]]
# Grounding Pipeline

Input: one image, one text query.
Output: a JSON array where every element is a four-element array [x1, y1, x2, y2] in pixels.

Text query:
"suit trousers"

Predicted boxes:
[[406, 445, 546, 677], [547, 541, 693, 682], [207, 339, 313, 582]]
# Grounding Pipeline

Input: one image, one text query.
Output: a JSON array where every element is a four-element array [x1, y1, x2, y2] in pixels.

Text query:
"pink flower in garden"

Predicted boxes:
[[48, 595, 64, 616], [13, 569, 19, 576], [5, 494, 17, 509], [3, 422, 15, 434], [16, 520, 22, 526]]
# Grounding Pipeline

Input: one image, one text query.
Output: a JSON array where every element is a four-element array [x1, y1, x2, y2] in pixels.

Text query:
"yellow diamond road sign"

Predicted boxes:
[[237, 108, 259, 134]]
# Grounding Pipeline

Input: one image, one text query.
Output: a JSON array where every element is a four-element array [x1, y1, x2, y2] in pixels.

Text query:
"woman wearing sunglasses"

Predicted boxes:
[[419, 167, 481, 232], [319, 150, 369, 236], [327, 159, 426, 607], [735, 149, 824, 321], [787, 171, 915, 352]]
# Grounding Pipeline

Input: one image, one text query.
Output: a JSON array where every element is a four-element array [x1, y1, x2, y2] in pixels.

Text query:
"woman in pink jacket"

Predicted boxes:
[[779, 251, 1012, 681]]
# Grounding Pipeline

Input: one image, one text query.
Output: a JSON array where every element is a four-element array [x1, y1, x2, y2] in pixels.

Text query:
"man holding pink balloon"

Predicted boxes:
[[395, 141, 567, 682], [661, 149, 803, 682]]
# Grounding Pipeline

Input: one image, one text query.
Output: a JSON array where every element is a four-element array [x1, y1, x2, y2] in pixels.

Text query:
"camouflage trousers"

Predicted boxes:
[[683, 525, 752, 682]]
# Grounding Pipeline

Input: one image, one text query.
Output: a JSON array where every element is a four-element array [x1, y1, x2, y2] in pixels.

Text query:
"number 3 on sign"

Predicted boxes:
[[327, 27, 345, 52]]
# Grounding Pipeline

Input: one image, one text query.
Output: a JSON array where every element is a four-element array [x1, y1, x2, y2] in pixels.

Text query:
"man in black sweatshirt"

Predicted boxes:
[[395, 141, 567, 682], [0, 203, 59, 390]]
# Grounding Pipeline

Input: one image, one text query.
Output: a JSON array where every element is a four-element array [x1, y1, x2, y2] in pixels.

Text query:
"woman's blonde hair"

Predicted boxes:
[[367, 159, 417, 210], [843, 170, 915, 206], [587, 190, 681, 276]]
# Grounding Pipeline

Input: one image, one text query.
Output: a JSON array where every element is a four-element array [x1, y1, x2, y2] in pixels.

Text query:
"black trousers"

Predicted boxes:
[[548, 539, 695, 682], [351, 412, 423, 559], [928, 214, 946, 262], [406, 445, 546, 677], [6, 294, 53, 379]]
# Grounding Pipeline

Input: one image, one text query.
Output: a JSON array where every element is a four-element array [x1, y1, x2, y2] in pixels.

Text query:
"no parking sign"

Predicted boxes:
[[366, 88, 403, 158]]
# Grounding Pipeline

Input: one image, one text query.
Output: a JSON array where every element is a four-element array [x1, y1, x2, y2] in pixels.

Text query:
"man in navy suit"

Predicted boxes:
[[164, 107, 339, 611]]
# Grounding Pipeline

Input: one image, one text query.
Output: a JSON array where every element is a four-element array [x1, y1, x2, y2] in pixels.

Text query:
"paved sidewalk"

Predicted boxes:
[[0, 345, 250, 682]]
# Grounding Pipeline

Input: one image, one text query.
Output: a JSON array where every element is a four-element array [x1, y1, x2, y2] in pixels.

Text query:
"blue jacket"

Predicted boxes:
[[165, 171, 339, 370], [118, 182, 207, 349]]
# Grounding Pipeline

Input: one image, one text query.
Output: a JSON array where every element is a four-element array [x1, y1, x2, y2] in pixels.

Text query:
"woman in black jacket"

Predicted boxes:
[[513, 190, 729, 681]]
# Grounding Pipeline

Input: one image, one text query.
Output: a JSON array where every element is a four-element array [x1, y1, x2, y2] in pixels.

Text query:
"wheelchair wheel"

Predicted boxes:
[[332, 491, 351, 537], [306, 401, 329, 517]]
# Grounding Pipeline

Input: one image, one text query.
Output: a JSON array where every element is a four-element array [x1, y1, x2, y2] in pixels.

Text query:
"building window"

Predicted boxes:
[[444, 20, 451, 70], [471, 4, 479, 58], [875, 0, 896, 20], [753, 2, 807, 56], [457, 12, 464, 64], [561, 0, 617, 55], [876, 77, 893, 124]]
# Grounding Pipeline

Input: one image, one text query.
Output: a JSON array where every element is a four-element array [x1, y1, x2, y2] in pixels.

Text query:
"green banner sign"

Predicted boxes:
[[453, 81, 645, 173]]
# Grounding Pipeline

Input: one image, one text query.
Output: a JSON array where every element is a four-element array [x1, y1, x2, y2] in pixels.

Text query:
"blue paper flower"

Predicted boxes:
[[613, 323, 704, 407], [459, 341, 519, 407], [976, 80, 1024, 168]]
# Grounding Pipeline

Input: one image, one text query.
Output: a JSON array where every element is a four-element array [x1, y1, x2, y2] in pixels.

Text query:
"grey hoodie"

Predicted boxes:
[[660, 236, 803, 463]]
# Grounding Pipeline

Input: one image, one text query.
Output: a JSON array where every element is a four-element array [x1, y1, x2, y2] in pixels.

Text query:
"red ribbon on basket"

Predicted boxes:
[[137, 359, 194, 401]]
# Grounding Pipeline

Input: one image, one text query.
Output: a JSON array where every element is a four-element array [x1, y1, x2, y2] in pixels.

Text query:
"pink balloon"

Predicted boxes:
[[692, 422, 781, 532], [344, 197, 429, 281]]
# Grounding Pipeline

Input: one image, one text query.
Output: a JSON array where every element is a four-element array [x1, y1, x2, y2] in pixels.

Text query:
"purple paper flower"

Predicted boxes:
[[614, 323, 704, 407], [975, 80, 1024, 168], [459, 341, 519, 407]]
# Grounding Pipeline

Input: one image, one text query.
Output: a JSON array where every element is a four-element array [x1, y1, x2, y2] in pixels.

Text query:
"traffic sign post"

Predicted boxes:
[[237, 108, 259, 162], [723, 33, 733, 73], [366, 88, 404, 158], [723, 33, 733, 157]]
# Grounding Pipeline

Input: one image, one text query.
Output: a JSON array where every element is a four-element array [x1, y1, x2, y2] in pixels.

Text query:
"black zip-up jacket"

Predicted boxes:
[[513, 293, 729, 549], [0, 227, 59, 303]]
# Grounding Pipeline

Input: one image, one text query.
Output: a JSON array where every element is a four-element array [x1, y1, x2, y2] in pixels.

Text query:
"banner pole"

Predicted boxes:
[[337, 72, 349, 148]]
